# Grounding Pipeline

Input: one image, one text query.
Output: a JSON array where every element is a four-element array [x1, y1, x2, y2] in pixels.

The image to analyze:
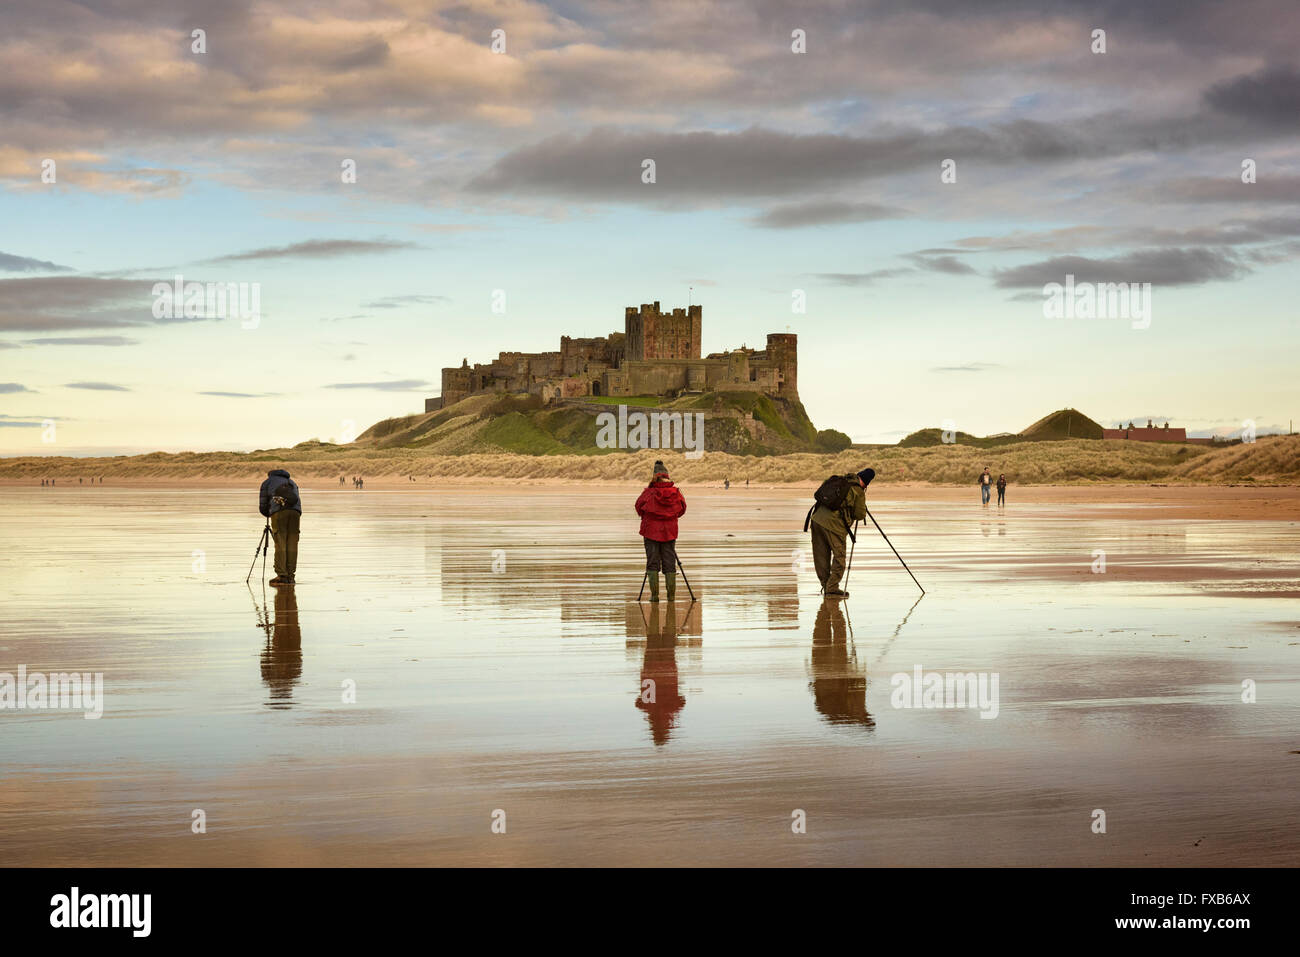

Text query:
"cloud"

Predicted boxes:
[[752, 201, 907, 229], [468, 96, 1298, 207], [0, 276, 209, 332], [470, 126, 972, 202], [198, 391, 277, 398], [323, 379, 431, 391], [993, 248, 1250, 288], [24, 336, 141, 346], [0, 251, 73, 273], [359, 294, 449, 309], [1143, 175, 1300, 205], [66, 381, 131, 391], [204, 239, 420, 264], [1203, 67, 1300, 124], [813, 268, 914, 286], [908, 254, 977, 275], [0, 382, 35, 393], [930, 362, 1000, 373]]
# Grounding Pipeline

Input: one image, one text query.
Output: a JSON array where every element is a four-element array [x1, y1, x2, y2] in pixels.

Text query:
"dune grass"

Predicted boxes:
[[4, 435, 1296, 486]]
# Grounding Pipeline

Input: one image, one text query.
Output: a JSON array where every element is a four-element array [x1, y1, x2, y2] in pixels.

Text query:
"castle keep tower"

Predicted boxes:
[[765, 333, 798, 398], [625, 301, 702, 361]]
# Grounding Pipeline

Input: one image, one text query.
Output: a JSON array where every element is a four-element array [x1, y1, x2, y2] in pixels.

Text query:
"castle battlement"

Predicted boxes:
[[426, 303, 796, 412]]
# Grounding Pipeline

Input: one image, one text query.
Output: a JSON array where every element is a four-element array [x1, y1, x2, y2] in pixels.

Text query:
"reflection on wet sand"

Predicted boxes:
[[871, 595, 923, 665], [259, 587, 302, 709], [428, 530, 798, 632], [808, 598, 873, 730], [5, 488, 1299, 866], [627, 600, 700, 745]]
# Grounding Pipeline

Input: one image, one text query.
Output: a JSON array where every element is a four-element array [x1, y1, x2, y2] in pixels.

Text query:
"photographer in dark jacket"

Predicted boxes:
[[259, 468, 302, 586]]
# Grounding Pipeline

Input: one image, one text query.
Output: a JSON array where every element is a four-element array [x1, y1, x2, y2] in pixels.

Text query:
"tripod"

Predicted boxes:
[[844, 508, 925, 595], [638, 551, 697, 602], [245, 520, 271, 584]]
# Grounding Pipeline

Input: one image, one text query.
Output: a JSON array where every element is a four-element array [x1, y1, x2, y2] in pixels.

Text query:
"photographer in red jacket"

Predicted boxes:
[[635, 460, 687, 602]]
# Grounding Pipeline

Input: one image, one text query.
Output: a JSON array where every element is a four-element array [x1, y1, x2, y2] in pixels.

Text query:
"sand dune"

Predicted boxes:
[[2, 434, 1296, 488]]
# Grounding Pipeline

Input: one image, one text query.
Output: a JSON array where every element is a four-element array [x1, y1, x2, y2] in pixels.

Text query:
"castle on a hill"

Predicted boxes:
[[426, 301, 798, 411]]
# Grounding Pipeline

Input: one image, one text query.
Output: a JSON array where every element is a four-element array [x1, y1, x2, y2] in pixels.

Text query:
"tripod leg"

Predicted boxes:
[[246, 523, 269, 583], [843, 520, 859, 590], [675, 554, 696, 601], [865, 507, 925, 595], [638, 568, 648, 601]]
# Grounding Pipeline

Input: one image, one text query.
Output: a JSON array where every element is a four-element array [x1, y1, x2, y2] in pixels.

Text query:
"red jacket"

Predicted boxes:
[[635, 479, 686, 542]]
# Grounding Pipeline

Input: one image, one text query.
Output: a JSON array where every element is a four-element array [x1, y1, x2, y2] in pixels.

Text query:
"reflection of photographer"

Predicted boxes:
[[258, 468, 302, 586]]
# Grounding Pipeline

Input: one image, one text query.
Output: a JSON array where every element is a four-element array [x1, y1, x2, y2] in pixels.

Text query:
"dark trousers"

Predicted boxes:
[[997, 487, 1005, 505], [643, 538, 677, 573], [811, 522, 847, 591], [271, 509, 300, 577]]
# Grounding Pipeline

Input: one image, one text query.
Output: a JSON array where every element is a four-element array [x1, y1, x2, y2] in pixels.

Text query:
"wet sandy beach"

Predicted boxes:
[[1, 485, 1297, 866]]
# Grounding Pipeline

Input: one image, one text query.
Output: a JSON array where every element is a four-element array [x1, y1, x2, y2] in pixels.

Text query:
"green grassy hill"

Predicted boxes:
[[901, 408, 1107, 447], [1019, 408, 1105, 441], [355, 391, 827, 456]]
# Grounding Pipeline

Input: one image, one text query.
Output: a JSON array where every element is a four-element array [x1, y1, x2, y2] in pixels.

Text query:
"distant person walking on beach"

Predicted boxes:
[[996, 473, 1007, 506], [636, 460, 687, 603], [979, 467, 992, 506], [259, 468, 302, 587], [804, 468, 872, 598]]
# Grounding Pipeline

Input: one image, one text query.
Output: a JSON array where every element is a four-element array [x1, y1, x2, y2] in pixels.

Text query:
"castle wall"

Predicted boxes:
[[433, 306, 796, 408]]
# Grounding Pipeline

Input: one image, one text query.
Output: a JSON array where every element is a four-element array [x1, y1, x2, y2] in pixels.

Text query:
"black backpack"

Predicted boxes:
[[803, 474, 856, 541], [272, 481, 299, 509]]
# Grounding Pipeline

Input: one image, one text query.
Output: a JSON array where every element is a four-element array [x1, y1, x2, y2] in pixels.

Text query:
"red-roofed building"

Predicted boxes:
[[1103, 419, 1188, 442]]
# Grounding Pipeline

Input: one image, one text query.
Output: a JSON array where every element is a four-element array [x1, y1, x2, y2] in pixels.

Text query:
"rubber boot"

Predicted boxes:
[[648, 573, 660, 603], [665, 571, 677, 601]]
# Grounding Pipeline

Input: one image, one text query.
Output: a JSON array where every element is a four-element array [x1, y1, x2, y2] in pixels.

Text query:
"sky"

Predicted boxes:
[[1, 0, 1298, 455]]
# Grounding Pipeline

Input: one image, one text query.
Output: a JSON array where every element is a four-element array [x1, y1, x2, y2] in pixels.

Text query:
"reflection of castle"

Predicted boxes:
[[427, 302, 797, 410]]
